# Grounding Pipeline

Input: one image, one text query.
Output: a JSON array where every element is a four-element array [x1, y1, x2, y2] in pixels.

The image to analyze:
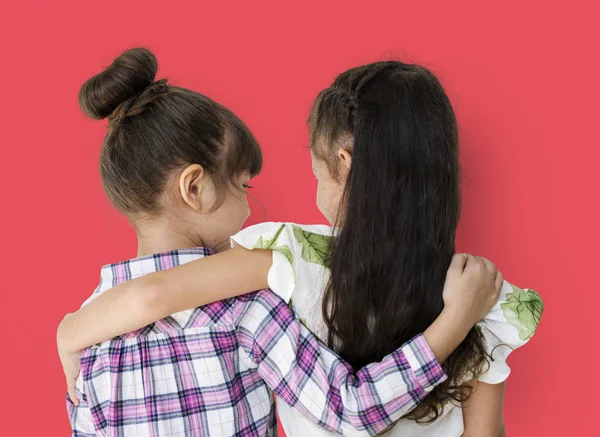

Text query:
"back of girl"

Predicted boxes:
[[69, 47, 274, 436], [310, 61, 483, 433], [241, 61, 542, 436]]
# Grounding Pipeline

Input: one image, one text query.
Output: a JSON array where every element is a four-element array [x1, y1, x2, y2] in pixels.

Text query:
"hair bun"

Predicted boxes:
[[79, 48, 158, 120]]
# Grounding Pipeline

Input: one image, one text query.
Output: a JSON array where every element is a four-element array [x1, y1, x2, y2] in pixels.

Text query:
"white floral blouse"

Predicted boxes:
[[232, 222, 543, 437]]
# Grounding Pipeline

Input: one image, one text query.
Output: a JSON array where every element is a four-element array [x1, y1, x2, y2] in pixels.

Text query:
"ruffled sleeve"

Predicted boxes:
[[476, 281, 544, 384], [231, 222, 334, 304]]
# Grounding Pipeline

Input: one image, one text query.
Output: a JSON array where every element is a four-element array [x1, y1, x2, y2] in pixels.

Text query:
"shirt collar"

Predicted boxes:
[[99, 247, 214, 287]]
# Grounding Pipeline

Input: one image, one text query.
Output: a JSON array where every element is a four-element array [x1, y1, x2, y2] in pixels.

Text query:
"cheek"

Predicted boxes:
[[241, 196, 250, 220], [316, 180, 339, 220], [233, 193, 250, 226], [316, 181, 326, 213], [219, 192, 250, 233]]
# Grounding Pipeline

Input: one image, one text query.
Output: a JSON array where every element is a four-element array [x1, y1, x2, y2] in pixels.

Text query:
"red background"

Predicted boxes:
[[0, 1, 597, 435]]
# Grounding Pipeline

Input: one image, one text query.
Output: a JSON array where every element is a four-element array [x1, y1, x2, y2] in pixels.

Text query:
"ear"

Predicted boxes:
[[179, 164, 209, 211], [337, 148, 353, 173]]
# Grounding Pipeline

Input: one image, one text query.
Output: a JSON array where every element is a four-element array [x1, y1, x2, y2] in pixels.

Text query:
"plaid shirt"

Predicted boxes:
[[68, 248, 446, 437]]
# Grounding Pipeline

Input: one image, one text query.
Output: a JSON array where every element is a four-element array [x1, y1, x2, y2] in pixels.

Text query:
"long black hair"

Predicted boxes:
[[310, 61, 487, 422]]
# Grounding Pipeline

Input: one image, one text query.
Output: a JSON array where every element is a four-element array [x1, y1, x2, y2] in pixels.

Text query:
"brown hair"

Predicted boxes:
[[80, 48, 262, 216], [310, 61, 489, 423]]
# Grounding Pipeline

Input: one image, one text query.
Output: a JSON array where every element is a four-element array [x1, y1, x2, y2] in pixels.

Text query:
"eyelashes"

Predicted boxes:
[[242, 183, 254, 189]]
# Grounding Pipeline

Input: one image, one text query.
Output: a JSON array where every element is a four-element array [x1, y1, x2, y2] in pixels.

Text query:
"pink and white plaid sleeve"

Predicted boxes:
[[234, 290, 447, 436]]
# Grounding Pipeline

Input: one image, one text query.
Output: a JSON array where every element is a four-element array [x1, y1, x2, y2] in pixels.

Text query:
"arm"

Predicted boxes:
[[58, 249, 498, 356], [58, 246, 272, 352], [461, 381, 506, 437], [59, 251, 501, 406], [235, 290, 476, 436]]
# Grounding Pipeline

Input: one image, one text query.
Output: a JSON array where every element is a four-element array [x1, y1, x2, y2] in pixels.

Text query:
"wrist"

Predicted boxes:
[[443, 302, 480, 329], [423, 308, 472, 363]]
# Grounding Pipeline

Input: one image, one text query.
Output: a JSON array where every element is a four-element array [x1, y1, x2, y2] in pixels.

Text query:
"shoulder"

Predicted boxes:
[[232, 289, 292, 325], [232, 222, 334, 266], [476, 281, 543, 384], [232, 222, 333, 246], [482, 281, 543, 344]]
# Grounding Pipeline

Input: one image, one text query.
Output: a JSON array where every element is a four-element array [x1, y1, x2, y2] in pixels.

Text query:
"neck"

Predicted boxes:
[[134, 218, 203, 257]]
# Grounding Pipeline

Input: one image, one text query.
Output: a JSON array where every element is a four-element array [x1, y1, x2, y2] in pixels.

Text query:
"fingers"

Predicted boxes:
[[495, 271, 504, 292], [451, 253, 500, 289], [464, 254, 482, 272], [479, 257, 497, 276], [449, 253, 468, 275], [464, 255, 497, 277], [67, 377, 80, 406]]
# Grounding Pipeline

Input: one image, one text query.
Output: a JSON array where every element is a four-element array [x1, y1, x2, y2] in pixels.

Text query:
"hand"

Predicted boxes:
[[57, 314, 82, 406], [442, 254, 503, 326], [423, 254, 502, 363]]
